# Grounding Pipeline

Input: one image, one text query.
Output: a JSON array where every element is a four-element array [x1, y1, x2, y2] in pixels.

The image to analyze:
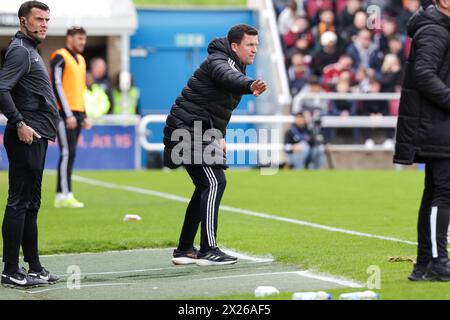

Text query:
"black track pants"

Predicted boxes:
[[417, 159, 450, 266], [177, 166, 226, 252], [56, 119, 81, 194], [2, 128, 48, 272]]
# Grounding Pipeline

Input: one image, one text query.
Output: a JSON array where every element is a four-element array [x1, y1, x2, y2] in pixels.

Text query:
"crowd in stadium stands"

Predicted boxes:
[[276, 0, 419, 168], [274, 0, 419, 119]]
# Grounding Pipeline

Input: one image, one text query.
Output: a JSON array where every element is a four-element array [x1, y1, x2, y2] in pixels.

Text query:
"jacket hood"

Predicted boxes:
[[407, 5, 450, 37], [208, 37, 246, 72]]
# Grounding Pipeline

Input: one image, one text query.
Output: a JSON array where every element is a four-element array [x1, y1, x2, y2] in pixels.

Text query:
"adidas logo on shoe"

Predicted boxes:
[[196, 247, 238, 266]]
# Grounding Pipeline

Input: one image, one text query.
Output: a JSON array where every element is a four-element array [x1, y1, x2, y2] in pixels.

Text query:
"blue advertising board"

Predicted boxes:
[[0, 125, 138, 170]]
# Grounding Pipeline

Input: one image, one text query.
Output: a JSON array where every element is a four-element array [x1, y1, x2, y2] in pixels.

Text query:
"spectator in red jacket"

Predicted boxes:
[[283, 15, 314, 49], [322, 54, 355, 90]]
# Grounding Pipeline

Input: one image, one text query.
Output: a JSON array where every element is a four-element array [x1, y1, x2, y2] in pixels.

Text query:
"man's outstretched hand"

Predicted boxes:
[[251, 80, 268, 97]]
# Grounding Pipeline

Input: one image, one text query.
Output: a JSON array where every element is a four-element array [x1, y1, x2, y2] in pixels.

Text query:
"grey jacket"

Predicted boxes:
[[0, 32, 58, 141]]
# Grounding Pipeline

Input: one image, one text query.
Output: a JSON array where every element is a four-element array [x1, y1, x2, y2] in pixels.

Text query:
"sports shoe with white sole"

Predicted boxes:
[[1, 267, 48, 290], [172, 247, 199, 265], [28, 267, 60, 285], [54, 195, 84, 209], [196, 247, 238, 266]]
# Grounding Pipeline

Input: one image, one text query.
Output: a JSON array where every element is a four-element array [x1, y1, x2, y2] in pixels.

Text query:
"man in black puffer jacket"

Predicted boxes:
[[164, 24, 267, 266], [394, 2, 450, 281]]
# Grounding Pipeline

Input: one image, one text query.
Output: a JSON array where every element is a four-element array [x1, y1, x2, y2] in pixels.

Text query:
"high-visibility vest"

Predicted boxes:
[[112, 87, 140, 115], [83, 84, 111, 118], [50, 48, 86, 112]]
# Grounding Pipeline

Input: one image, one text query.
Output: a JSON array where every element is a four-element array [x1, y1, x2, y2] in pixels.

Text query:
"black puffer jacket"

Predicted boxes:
[[163, 37, 255, 169], [394, 6, 450, 164]]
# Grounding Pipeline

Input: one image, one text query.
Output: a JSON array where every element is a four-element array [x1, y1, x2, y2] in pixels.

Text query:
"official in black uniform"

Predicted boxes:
[[164, 25, 267, 266], [0, 1, 59, 289], [394, 2, 450, 281]]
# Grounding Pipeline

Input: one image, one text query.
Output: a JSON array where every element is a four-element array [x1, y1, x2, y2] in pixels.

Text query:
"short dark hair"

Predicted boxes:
[[67, 26, 87, 37], [227, 24, 258, 45], [18, 1, 49, 19]]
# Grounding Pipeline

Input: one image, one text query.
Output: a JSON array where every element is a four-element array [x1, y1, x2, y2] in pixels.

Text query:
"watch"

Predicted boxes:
[[16, 121, 26, 129]]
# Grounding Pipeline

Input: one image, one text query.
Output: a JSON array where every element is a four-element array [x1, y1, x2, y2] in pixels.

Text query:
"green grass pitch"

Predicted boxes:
[[0, 169, 449, 299]]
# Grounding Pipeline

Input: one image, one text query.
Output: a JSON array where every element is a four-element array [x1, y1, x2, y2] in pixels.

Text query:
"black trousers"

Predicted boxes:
[[178, 166, 226, 252], [2, 128, 48, 271], [56, 118, 82, 194], [417, 159, 450, 265]]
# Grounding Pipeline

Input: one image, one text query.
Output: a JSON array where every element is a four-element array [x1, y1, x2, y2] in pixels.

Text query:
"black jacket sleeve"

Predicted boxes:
[[50, 54, 74, 119], [284, 128, 296, 153], [414, 25, 450, 112], [0, 46, 30, 125], [209, 53, 255, 95]]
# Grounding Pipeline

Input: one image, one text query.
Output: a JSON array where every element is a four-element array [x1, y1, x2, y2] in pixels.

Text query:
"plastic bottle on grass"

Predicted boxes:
[[292, 291, 331, 300], [254, 286, 279, 297], [339, 291, 380, 300]]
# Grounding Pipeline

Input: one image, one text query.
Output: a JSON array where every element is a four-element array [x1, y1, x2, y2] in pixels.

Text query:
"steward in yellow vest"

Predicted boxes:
[[112, 87, 140, 115], [51, 48, 86, 118], [84, 77, 111, 118], [50, 26, 91, 209]]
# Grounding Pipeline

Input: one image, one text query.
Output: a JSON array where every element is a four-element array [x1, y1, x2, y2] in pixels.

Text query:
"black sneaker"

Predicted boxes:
[[196, 247, 238, 266], [1, 267, 49, 290], [423, 259, 450, 282], [408, 264, 429, 281], [28, 267, 60, 284], [172, 247, 199, 265]]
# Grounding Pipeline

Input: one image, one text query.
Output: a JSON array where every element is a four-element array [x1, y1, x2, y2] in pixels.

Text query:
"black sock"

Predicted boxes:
[[28, 261, 43, 273], [3, 263, 19, 275]]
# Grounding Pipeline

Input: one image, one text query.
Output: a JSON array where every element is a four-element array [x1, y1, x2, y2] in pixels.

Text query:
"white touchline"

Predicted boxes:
[[296, 271, 363, 288], [198, 271, 363, 288], [71, 174, 418, 246], [221, 249, 274, 263]]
